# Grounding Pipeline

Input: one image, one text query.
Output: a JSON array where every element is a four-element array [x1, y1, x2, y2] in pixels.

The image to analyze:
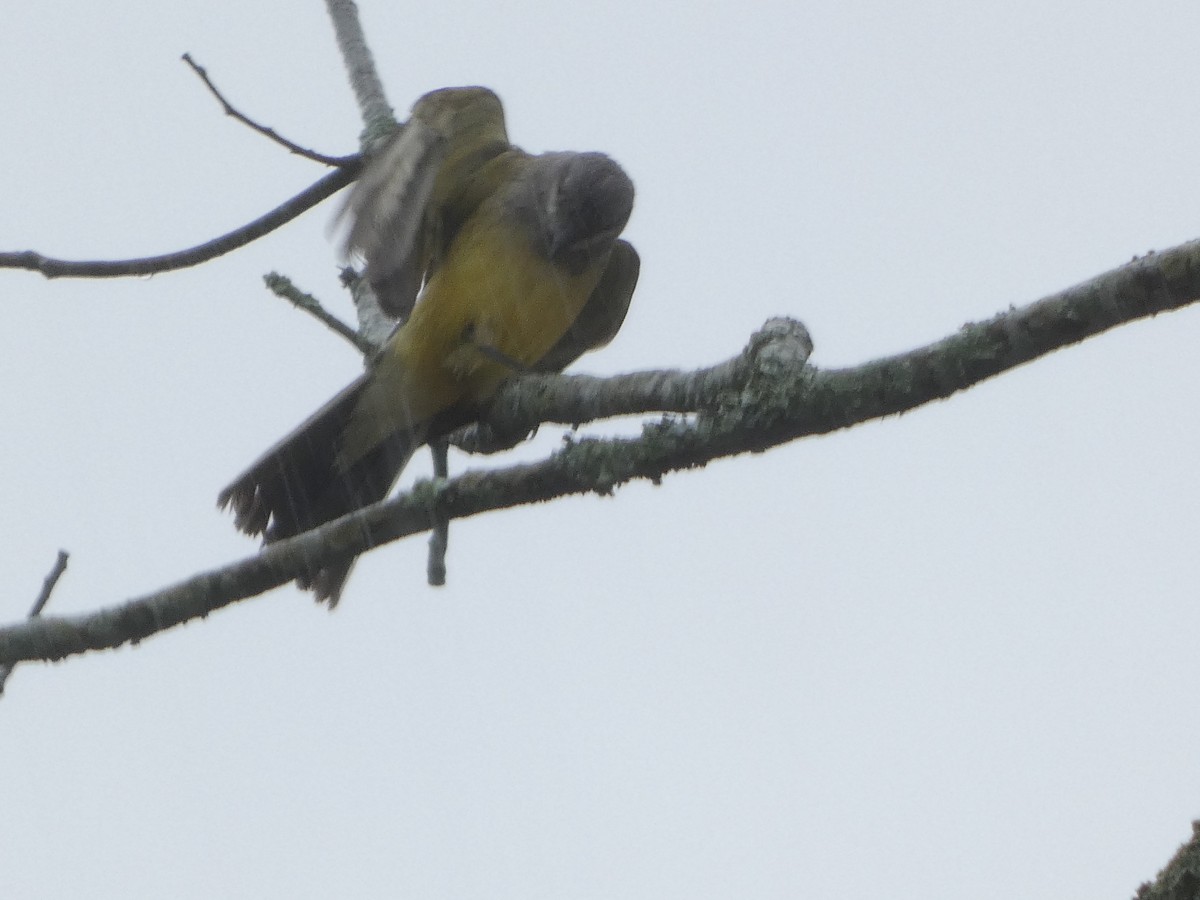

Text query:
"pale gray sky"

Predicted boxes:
[[4, 2, 1200, 898]]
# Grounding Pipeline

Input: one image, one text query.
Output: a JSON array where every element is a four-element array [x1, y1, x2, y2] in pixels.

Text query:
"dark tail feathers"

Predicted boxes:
[[218, 376, 420, 605]]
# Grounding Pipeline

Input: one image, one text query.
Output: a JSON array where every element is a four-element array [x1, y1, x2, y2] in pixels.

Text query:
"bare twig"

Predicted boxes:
[[263, 272, 378, 355], [26, 552, 68, 621], [324, 0, 397, 145], [426, 441, 450, 586], [182, 53, 355, 167], [0, 165, 359, 280], [0, 550, 69, 694]]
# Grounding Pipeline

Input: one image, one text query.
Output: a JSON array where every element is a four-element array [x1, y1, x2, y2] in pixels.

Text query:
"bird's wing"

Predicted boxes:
[[535, 239, 640, 372], [335, 119, 446, 319]]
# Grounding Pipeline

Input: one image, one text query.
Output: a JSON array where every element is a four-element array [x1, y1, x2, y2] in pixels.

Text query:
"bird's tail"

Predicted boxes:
[[218, 376, 423, 605]]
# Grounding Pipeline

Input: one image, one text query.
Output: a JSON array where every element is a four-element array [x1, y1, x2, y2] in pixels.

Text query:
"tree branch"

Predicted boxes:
[[1135, 819, 1200, 899], [324, 0, 396, 145], [263, 272, 378, 355], [182, 53, 355, 167], [340, 263, 398, 351], [0, 165, 360, 280], [3, 237, 1200, 666], [474, 245, 1199, 438], [322, 0, 402, 340]]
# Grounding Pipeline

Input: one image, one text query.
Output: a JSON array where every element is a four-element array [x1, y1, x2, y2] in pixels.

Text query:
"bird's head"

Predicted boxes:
[[521, 152, 635, 274]]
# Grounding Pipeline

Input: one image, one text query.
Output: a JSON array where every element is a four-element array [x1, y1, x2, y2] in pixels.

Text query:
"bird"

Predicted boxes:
[[218, 86, 639, 604]]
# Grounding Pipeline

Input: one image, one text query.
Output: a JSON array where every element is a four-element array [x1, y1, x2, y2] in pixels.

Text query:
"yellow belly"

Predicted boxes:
[[337, 206, 606, 467]]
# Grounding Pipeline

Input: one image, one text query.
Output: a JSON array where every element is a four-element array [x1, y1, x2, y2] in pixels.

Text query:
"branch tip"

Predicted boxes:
[[182, 52, 355, 167], [262, 272, 377, 355]]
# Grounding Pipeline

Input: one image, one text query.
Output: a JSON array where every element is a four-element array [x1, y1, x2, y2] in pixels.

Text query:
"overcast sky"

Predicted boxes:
[[4, 2, 1200, 898]]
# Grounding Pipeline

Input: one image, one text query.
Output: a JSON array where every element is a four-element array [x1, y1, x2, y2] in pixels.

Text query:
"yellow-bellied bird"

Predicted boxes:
[[219, 87, 639, 604]]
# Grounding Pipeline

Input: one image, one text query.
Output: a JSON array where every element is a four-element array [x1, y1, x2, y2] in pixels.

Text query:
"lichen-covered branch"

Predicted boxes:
[[324, 0, 396, 145], [341, 264, 398, 351], [1135, 820, 1200, 899], [263, 272, 378, 355], [323, 0, 403, 339], [475, 242, 1200, 441], [3, 237, 1200, 666]]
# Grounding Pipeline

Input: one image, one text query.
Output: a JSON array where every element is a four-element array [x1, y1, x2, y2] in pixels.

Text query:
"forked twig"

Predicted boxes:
[[0, 550, 69, 695]]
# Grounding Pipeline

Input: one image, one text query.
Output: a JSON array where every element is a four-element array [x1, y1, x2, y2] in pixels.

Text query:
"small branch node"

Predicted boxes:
[[0, 549, 69, 695]]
